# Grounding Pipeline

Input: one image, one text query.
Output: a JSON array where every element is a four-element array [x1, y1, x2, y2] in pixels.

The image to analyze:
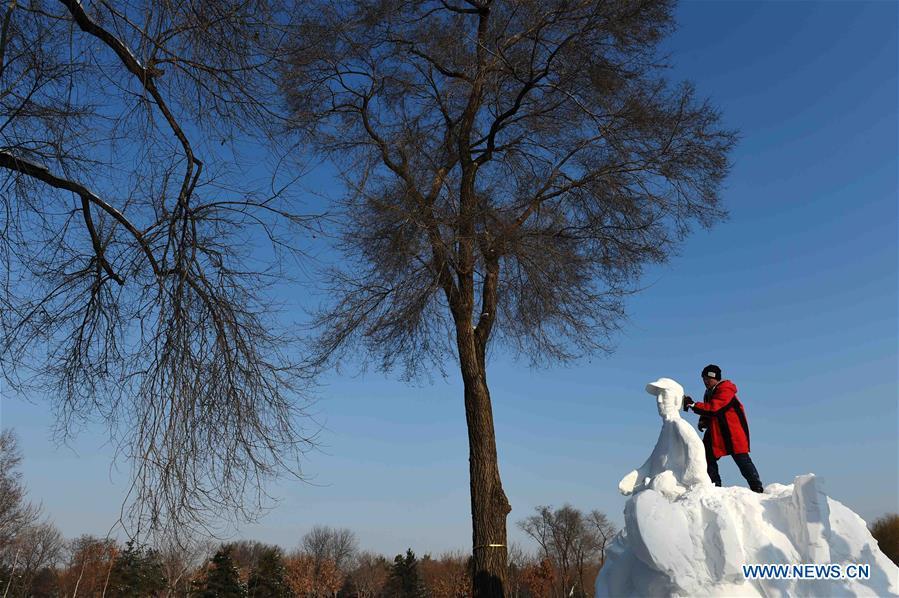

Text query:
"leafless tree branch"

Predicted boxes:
[[0, 0, 319, 542]]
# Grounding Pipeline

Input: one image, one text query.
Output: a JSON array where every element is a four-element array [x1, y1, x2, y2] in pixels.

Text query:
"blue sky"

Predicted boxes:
[[1, 1, 896, 558]]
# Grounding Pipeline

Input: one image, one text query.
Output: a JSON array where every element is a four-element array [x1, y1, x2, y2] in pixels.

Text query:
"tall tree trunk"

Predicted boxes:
[[457, 325, 511, 598]]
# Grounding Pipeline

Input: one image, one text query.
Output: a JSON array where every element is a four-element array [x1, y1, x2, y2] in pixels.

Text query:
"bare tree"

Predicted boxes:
[[518, 505, 614, 597], [0, 0, 319, 539], [225, 540, 279, 582], [281, 1, 735, 595], [0, 430, 64, 597], [155, 537, 212, 598], [348, 550, 390, 598], [519, 506, 579, 597], [0, 431, 39, 548], [57, 535, 118, 598], [585, 511, 616, 571], [301, 525, 358, 572], [4, 522, 64, 597]]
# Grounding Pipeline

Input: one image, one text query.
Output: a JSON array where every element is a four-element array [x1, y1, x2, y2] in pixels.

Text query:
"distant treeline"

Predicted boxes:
[[2, 429, 619, 597], [4, 428, 897, 598], [1, 518, 612, 597]]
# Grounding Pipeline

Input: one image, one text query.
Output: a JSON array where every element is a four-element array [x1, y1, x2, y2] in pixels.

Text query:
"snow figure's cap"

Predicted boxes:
[[645, 377, 684, 397]]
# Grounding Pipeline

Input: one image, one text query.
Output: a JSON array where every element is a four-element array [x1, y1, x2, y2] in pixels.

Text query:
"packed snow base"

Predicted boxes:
[[596, 378, 899, 597]]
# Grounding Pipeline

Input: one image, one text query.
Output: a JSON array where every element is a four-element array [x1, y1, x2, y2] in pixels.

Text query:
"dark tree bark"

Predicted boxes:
[[458, 322, 511, 594]]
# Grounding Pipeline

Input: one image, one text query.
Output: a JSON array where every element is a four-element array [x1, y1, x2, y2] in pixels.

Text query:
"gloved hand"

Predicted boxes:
[[698, 416, 709, 431], [682, 396, 694, 411]]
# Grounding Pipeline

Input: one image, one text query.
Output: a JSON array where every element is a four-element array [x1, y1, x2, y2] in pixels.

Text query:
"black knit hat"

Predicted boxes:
[[701, 364, 722, 380]]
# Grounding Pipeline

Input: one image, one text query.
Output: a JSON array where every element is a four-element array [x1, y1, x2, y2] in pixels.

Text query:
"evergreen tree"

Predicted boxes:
[[192, 546, 247, 598], [107, 540, 167, 597], [381, 549, 426, 598], [247, 546, 293, 598]]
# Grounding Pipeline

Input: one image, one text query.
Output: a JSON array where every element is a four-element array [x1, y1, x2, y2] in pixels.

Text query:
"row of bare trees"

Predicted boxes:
[[1, 1, 738, 595], [1, 429, 615, 597], [1, 526, 612, 597], [13, 513, 899, 598]]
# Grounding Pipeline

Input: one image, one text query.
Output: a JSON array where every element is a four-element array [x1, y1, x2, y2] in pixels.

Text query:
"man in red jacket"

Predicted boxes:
[[683, 364, 764, 493]]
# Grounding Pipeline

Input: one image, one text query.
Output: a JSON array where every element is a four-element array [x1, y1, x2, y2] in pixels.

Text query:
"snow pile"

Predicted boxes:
[[596, 378, 899, 597]]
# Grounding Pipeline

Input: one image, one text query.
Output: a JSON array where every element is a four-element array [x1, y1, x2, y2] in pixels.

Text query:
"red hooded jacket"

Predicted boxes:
[[691, 380, 751, 458]]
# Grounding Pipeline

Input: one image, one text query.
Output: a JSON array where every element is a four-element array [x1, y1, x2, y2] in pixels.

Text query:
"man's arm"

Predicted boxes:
[[690, 385, 734, 416]]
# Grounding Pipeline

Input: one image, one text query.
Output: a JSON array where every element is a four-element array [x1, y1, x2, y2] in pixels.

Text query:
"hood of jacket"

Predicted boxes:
[[716, 380, 737, 394]]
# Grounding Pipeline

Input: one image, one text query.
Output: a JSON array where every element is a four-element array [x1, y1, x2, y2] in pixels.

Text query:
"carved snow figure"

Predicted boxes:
[[618, 378, 711, 498], [596, 378, 899, 598]]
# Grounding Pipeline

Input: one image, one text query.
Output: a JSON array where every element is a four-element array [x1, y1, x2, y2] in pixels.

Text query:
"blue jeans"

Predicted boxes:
[[704, 432, 763, 492]]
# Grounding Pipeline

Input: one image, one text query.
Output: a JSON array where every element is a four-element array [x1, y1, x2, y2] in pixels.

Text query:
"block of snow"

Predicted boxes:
[[596, 378, 899, 597]]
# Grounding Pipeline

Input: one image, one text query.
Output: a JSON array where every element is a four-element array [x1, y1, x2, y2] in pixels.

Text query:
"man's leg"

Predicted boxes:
[[703, 433, 721, 487], [733, 453, 763, 493]]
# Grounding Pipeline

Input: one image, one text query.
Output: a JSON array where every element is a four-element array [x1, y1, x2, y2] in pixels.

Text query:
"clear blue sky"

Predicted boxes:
[[2, 1, 896, 559]]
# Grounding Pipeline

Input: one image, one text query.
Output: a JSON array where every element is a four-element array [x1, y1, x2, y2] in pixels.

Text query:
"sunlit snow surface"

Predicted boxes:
[[596, 379, 899, 597]]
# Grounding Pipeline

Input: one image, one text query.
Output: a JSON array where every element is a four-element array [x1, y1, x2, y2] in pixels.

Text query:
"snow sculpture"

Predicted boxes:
[[596, 378, 899, 597], [617, 378, 710, 497]]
